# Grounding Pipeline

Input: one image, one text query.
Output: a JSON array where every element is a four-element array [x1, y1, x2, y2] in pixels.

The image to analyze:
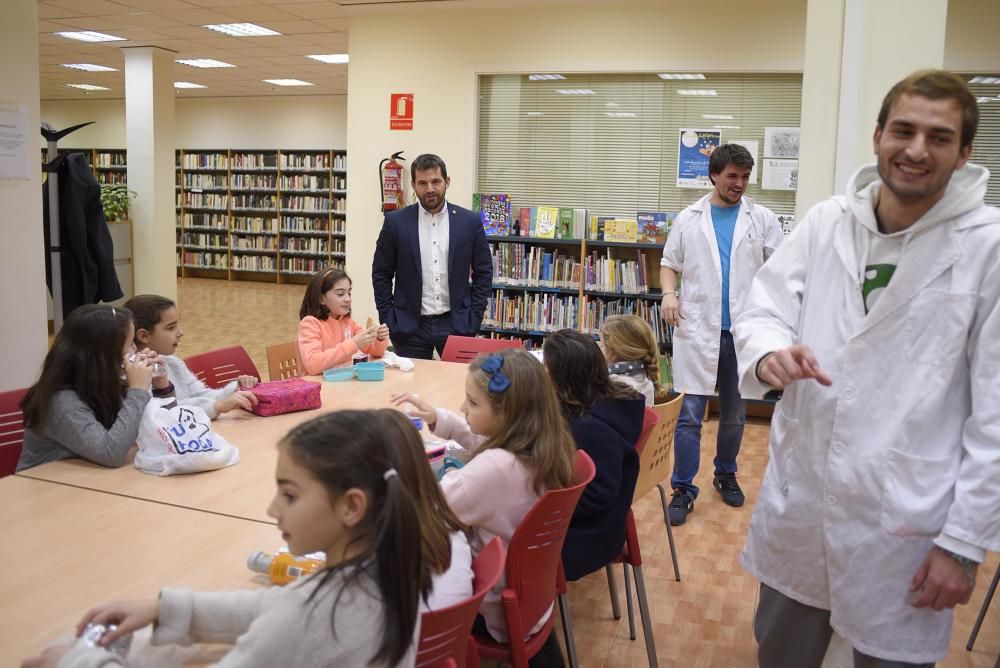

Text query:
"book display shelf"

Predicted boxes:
[[40, 148, 128, 185], [175, 149, 347, 284]]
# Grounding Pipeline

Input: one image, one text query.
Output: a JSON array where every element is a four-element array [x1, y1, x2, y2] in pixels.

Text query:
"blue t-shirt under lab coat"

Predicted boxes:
[[711, 203, 739, 331]]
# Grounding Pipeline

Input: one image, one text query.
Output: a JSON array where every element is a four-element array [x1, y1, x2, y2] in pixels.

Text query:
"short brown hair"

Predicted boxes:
[[299, 267, 351, 320], [709, 143, 754, 184], [877, 69, 979, 149]]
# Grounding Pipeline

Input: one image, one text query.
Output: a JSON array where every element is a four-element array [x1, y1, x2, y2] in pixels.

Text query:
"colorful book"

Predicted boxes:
[[557, 208, 575, 239], [603, 219, 638, 243], [534, 207, 559, 239], [479, 193, 511, 235], [589, 215, 614, 241], [517, 207, 532, 237], [637, 212, 666, 243], [472, 192, 482, 212]]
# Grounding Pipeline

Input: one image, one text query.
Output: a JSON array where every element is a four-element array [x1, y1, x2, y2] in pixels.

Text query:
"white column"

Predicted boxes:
[[123, 46, 177, 300], [0, 0, 47, 390], [797, 0, 949, 217]]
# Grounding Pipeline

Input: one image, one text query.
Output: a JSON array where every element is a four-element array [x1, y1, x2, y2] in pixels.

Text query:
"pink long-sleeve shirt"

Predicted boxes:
[[296, 315, 388, 375]]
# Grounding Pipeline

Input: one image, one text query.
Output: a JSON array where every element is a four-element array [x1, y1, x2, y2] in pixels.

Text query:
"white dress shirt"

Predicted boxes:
[[418, 200, 451, 315]]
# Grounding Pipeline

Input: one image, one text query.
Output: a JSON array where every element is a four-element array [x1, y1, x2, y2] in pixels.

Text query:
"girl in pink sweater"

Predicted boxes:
[[297, 268, 389, 374], [391, 348, 576, 652]]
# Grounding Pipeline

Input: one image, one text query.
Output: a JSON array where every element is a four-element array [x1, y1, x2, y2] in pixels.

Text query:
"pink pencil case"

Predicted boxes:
[[249, 379, 322, 417]]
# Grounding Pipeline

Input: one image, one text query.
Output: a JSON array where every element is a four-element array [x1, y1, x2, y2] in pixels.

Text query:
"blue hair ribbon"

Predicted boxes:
[[480, 354, 511, 393]]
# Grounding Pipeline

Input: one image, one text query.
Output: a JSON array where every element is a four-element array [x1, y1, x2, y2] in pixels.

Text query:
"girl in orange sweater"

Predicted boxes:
[[297, 268, 389, 374]]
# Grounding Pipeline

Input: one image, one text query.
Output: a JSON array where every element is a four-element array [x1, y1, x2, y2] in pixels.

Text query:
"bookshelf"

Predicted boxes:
[[40, 148, 128, 186], [174, 148, 347, 284]]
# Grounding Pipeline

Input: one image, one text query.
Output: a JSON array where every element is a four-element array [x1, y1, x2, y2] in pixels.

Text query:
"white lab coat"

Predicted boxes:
[[733, 163, 1000, 663], [661, 194, 783, 395]]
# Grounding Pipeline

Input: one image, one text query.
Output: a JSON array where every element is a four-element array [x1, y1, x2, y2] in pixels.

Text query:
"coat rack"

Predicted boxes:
[[41, 121, 94, 333]]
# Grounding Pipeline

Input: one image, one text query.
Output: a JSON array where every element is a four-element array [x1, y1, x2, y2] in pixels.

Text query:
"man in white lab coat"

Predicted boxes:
[[734, 70, 1000, 666], [660, 144, 784, 525]]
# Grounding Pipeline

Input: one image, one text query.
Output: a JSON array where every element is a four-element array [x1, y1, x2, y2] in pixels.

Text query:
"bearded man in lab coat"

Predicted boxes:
[[734, 70, 1000, 667], [660, 143, 784, 526]]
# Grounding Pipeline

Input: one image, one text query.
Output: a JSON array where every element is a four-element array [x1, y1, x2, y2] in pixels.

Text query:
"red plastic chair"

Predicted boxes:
[[416, 537, 505, 668], [440, 336, 523, 364], [0, 387, 28, 478], [472, 450, 596, 668], [185, 345, 261, 389]]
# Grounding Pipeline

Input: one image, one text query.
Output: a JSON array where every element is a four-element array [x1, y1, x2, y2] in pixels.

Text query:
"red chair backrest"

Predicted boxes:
[[0, 387, 28, 478], [416, 537, 505, 668], [185, 345, 260, 389], [502, 450, 596, 638], [440, 336, 523, 364], [635, 407, 660, 455]]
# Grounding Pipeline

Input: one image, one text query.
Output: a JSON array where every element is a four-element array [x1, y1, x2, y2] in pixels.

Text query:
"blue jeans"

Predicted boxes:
[[671, 330, 746, 498]]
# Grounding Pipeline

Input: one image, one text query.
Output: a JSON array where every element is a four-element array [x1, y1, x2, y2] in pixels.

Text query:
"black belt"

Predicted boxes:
[[421, 311, 451, 320]]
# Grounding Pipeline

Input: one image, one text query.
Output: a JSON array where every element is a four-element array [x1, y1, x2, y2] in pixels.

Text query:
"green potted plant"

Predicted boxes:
[[100, 184, 137, 222]]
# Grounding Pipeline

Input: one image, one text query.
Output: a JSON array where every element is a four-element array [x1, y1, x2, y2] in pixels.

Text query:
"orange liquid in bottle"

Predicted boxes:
[[247, 551, 324, 585]]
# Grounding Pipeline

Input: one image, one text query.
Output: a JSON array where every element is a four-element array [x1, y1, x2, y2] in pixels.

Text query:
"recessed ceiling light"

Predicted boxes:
[[702, 114, 734, 119], [606, 112, 638, 118], [529, 74, 566, 81], [203, 23, 280, 37], [307, 54, 349, 64], [54, 31, 126, 43], [969, 76, 1000, 85], [556, 89, 596, 95], [658, 73, 706, 80], [263, 79, 314, 87], [176, 59, 235, 69], [61, 63, 118, 72], [677, 89, 718, 96], [66, 84, 110, 91], [174, 81, 206, 89], [526, 111, 545, 117]]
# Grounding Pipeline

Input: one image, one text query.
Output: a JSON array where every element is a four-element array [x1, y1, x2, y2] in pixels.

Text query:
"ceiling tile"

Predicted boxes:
[[148, 26, 212, 39], [99, 13, 189, 29], [211, 4, 305, 21], [182, 0, 263, 7], [48, 16, 131, 30], [278, 2, 348, 18], [261, 19, 328, 34], [312, 17, 349, 31], [112, 0, 199, 9], [157, 8, 241, 24], [45, 0, 139, 15], [37, 3, 86, 19]]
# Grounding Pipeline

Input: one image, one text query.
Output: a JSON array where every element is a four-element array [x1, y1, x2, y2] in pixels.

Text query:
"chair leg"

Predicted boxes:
[[967, 565, 1000, 650], [623, 563, 636, 640], [558, 593, 580, 668], [657, 483, 682, 582], [633, 564, 659, 667], [464, 636, 480, 668], [605, 564, 622, 620]]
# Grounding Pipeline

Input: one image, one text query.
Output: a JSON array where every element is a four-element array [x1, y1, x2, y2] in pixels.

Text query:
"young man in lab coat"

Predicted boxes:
[[660, 144, 784, 525], [734, 70, 1000, 666]]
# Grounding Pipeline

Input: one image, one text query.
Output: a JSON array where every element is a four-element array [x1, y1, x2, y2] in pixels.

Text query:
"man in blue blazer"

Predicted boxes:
[[372, 154, 493, 359]]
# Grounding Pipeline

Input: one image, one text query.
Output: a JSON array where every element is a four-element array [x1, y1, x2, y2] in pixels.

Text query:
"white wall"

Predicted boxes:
[[945, 0, 1000, 72], [1, 0, 47, 390], [40, 95, 348, 149]]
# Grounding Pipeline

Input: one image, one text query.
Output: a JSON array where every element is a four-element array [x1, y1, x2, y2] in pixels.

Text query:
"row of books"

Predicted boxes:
[[232, 255, 276, 271], [179, 251, 228, 269], [280, 217, 344, 234], [182, 154, 228, 170], [282, 257, 344, 274], [180, 193, 227, 209], [333, 155, 346, 171], [180, 213, 226, 229], [282, 174, 329, 191], [490, 243, 580, 289], [282, 195, 331, 210], [97, 172, 127, 185], [232, 153, 278, 169], [94, 152, 126, 167], [232, 194, 277, 209], [182, 173, 228, 189], [583, 250, 651, 294], [282, 237, 331, 253], [232, 174, 276, 189], [232, 236, 277, 251], [181, 232, 228, 248], [283, 154, 330, 170], [483, 292, 580, 333], [580, 297, 672, 347]]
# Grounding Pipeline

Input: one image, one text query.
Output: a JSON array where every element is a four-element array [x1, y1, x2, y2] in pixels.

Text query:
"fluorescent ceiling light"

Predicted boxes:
[[556, 89, 596, 95], [529, 74, 566, 81], [174, 81, 206, 89], [307, 54, 349, 64], [606, 112, 637, 118], [177, 59, 235, 68], [658, 73, 706, 80], [203, 23, 280, 37], [263, 79, 314, 87], [66, 84, 110, 91], [969, 76, 1000, 85], [54, 31, 126, 42], [61, 63, 118, 72], [702, 114, 733, 119], [526, 111, 545, 117], [677, 89, 717, 96]]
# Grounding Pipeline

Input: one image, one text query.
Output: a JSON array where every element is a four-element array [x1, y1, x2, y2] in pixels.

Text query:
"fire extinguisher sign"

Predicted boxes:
[[390, 94, 414, 130]]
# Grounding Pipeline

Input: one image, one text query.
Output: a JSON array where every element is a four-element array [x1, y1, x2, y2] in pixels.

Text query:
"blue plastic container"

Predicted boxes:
[[323, 367, 355, 382], [355, 362, 385, 381]]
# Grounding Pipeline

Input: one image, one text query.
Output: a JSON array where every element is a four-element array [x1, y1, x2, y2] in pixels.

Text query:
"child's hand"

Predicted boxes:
[[375, 324, 390, 341], [353, 325, 379, 350], [237, 375, 258, 390], [75, 598, 160, 645], [21, 643, 71, 668], [216, 391, 258, 414], [390, 392, 437, 429], [123, 353, 154, 390], [140, 349, 170, 389]]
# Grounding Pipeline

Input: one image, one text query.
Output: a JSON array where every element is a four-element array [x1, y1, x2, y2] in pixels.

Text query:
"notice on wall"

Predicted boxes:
[[777, 214, 795, 236], [676, 128, 721, 189], [729, 139, 759, 185], [390, 93, 414, 131], [762, 158, 799, 191], [764, 126, 800, 158], [0, 107, 29, 180]]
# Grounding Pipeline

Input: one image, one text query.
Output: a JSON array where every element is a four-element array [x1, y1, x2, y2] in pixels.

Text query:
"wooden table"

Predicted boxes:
[[0, 476, 284, 667], [18, 360, 470, 523]]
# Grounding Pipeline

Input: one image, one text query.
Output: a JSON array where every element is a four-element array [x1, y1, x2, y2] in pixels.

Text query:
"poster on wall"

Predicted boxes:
[[764, 127, 800, 158], [0, 107, 29, 181], [729, 139, 759, 185], [762, 158, 798, 191], [777, 214, 795, 236], [390, 93, 414, 130], [676, 128, 721, 189]]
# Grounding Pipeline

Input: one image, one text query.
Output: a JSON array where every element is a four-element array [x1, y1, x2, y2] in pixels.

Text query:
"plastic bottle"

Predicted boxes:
[[247, 551, 324, 585]]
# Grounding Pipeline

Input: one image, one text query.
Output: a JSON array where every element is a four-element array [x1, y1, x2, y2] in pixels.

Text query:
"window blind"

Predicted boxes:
[[966, 75, 1000, 207]]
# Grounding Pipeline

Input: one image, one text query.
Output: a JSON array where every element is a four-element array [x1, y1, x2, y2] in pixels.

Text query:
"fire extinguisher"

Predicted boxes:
[[379, 151, 406, 212]]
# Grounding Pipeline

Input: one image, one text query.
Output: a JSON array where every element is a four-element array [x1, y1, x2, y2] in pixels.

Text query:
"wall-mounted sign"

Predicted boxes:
[[390, 93, 414, 131]]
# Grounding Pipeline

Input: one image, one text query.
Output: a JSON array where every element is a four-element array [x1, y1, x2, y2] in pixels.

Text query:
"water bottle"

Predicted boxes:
[[248, 551, 324, 585], [77, 623, 132, 659]]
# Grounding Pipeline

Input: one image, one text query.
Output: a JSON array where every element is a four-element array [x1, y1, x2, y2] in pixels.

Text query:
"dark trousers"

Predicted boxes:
[[755, 584, 934, 668], [471, 615, 565, 667], [671, 330, 747, 497], [391, 312, 454, 360]]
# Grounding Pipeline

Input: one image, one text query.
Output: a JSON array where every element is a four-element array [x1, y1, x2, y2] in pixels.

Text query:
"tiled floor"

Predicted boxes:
[[176, 277, 1000, 668]]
